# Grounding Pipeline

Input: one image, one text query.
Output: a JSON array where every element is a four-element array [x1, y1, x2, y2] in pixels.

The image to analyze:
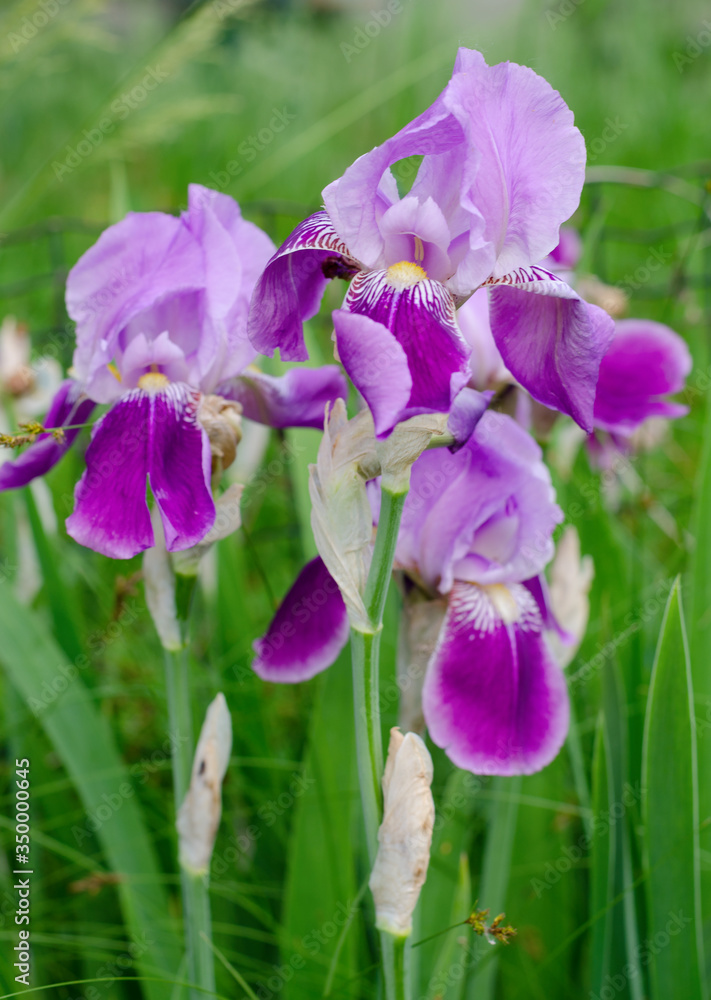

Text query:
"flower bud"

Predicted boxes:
[[547, 525, 594, 668], [177, 693, 233, 875], [369, 728, 435, 938], [309, 400, 374, 632]]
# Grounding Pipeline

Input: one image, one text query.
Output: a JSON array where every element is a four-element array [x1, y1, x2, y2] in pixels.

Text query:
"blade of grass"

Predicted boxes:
[[642, 578, 707, 1000], [0, 579, 181, 1000]]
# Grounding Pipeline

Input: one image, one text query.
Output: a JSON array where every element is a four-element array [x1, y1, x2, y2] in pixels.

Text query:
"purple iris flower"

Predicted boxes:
[[252, 411, 570, 776], [0, 185, 347, 559], [248, 48, 614, 438]]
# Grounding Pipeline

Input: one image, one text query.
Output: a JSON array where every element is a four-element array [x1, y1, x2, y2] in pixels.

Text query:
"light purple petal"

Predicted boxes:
[[594, 319, 692, 433], [0, 381, 95, 490], [333, 310, 412, 437], [444, 49, 586, 285], [487, 266, 615, 431], [67, 383, 214, 559], [342, 269, 470, 434], [219, 365, 348, 429], [455, 287, 510, 389], [183, 184, 275, 384], [398, 411, 562, 591], [548, 226, 582, 271], [68, 212, 204, 399], [446, 387, 493, 451], [247, 211, 357, 363], [422, 581, 569, 775], [322, 94, 466, 270], [252, 556, 349, 682]]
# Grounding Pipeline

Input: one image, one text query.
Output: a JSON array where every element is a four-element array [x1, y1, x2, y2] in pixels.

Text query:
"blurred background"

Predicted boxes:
[[1, 0, 710, 997]]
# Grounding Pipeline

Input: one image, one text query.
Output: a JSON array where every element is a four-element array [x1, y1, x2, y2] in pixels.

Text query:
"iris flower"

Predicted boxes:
[[248, 48, 614, 438], [0, 186, 346, 559], [252, 411, 570, 776]]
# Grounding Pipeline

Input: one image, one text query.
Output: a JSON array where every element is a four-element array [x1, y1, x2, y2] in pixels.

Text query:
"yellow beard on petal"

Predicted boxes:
[[386, 260, 427, 289], [480, 583, 520, 625], [138, 371, 170, 392]]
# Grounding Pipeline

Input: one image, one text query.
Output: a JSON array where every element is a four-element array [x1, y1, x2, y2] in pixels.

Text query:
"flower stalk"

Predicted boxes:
[[163, 641, 216, 999], [350, 483, 410, 996]]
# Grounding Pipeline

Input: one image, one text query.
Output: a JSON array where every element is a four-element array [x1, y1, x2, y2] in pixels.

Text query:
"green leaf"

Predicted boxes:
[[589, 715, 614, 994], [642, 577, 707, 1000], [279, 652, 360, 999], [0, 579, 181, 1000]]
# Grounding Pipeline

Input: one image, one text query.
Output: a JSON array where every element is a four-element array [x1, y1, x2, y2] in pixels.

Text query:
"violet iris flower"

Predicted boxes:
[[248, 48, 614, 438], [0, 185, 347, 559], [252, 411, 570, 776]]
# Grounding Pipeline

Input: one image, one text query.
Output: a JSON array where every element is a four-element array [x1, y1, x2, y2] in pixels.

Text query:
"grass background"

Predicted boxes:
[[1, 0, 711, 997]]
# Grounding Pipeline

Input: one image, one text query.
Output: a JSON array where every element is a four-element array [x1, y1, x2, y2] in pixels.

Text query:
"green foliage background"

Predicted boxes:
[[0, 0, 710, 997]]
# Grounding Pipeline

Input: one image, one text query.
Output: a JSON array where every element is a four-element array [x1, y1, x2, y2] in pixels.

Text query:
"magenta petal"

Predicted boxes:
[[148, 384, 214, 552], [0, 380, 94, 490], [66, 393, 155, 559], [594, 319, 692, 433], [247, 212, 356, 362], [423, 582, 569, 775], [333, 310, 412, 437], [488, 267, 615, 431], [344, 270, 471, 431], [219, 365, 347, 429], [67, 383, 214, 559], [252, 557, 349, 682]]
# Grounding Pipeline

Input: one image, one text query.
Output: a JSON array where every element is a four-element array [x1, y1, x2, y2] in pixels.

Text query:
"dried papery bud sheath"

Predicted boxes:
[[177, 693, 233, 875], [369, 728, 435, 938], [172, 483, 244, 579], [198, 395, 243, 479]]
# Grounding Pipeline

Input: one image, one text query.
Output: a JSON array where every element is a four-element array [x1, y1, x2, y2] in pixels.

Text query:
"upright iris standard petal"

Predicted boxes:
[[248, 212, 357, 362], [487, 266, 615, 431], [252, 557, 349, 682], [0, 380, 95, 490], [443, 50, 586, 285], [446, 387, 493, 451], [67, 382, 214, 560], [422, 582, 569, 775], [218, 365, 348, 429], [593, 319, 692, 433], [343, 268, 471, 432]]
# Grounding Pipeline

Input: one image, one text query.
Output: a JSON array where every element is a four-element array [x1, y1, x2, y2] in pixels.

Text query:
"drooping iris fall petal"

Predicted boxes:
[[252, 557, 349, 682], [66, 382, 213, 560], [422, 581, 569, 775]]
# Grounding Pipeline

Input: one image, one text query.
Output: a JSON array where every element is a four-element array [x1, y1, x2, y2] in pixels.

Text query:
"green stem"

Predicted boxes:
[[164, 644, 215, 999], [381, 934, 407, 1000], [350, 484, 409, 997]]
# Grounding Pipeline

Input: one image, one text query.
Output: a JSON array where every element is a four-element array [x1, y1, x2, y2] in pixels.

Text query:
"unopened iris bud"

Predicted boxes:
[[177, 693, 233, 875], [547, 525, 594, 668], [369, 728, 435, 938]]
